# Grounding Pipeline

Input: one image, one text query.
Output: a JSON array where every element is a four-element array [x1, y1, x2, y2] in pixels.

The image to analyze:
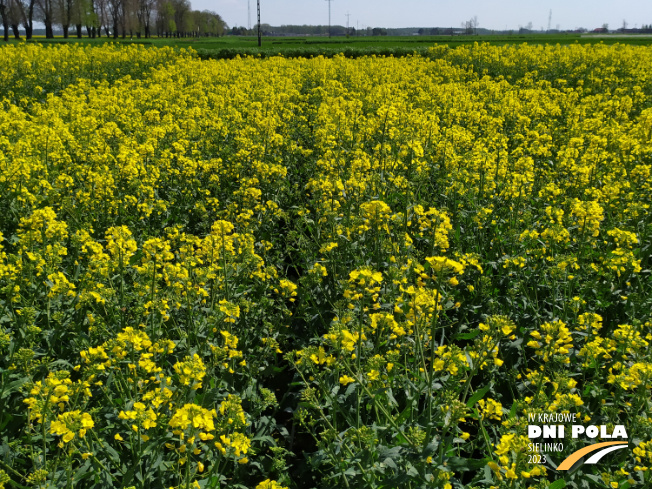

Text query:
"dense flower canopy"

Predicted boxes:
[[0, 41, 651, 488]]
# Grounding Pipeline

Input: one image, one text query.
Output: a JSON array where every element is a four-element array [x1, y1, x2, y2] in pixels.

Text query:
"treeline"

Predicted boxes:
[[271, 24, 350, 36], [229, 24, 376, 37], [227, 24, 494, 37], [0, 0, 228, 41]]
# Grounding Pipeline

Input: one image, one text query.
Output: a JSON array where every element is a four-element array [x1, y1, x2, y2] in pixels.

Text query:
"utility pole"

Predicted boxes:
[[248, 0, 251, 30], [325, 0, 333, 37], [257, 0, 261, 46], [345, 11, 350, 35], [547, 9, 552, 32]]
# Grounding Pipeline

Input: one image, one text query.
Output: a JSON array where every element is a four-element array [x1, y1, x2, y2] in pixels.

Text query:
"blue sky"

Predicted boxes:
[[201, 0, 650, 31]]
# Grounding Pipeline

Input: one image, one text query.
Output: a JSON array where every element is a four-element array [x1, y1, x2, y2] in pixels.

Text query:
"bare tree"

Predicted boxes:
[[8, 0, 22, 38], [470, 15, 478, 34], [0, 0, 9, 40], [55, 0, 73, 37], [94, 0, 110, 36], [123, 0, 139, 37], [106, 0, 121, 37], [463, 16, 478, 35], [35, 0, 55, 37], [135, 0, 153, 37], [15, 0, 36, 38]]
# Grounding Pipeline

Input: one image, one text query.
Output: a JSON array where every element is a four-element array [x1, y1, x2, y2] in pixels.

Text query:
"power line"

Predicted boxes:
[[257, 0, 261, 46], [325, 0, 334, 38]]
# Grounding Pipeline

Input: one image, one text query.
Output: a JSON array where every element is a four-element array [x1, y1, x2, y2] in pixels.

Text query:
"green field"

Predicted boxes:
[[10, 33, 652, 58]]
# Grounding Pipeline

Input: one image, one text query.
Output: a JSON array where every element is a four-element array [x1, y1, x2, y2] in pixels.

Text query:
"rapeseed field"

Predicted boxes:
[[0, 42, 651, 489]]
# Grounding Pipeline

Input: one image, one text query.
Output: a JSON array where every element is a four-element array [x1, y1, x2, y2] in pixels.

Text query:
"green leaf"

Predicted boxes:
[[386, 388, 398, 408], [508, 401, 518, 419], [405, 463, 419, 476], [1, 376, 30, 399], [378, 446, 402, 460], [73, 460, 93, 483], [394, 406, 413, 426], [0, 413, 13, 431], [150, 453, 164, 471], [454, 329, 482, 340], [382, 457, 398, 469], [343, 467, 358, 476], [103, 442, 121, 464], [466, 383, 492, 408], [446, 456, 490, 471], [549, 480, 567, 489]]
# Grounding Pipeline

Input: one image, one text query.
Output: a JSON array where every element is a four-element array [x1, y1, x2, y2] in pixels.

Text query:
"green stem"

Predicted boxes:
[[532, 361, 548, 407], [476, 410, 496, 461], [90, 430, 126, 477], [341, 359, 418, 450], [41, 404, 48, 468], [221, 233, 229, 304], [185, 451, 190, 489], [150, 256, 157, 336], [426, 280, 443, 445], [0, 458, 24, 480], [83, 437, 119, 482]]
